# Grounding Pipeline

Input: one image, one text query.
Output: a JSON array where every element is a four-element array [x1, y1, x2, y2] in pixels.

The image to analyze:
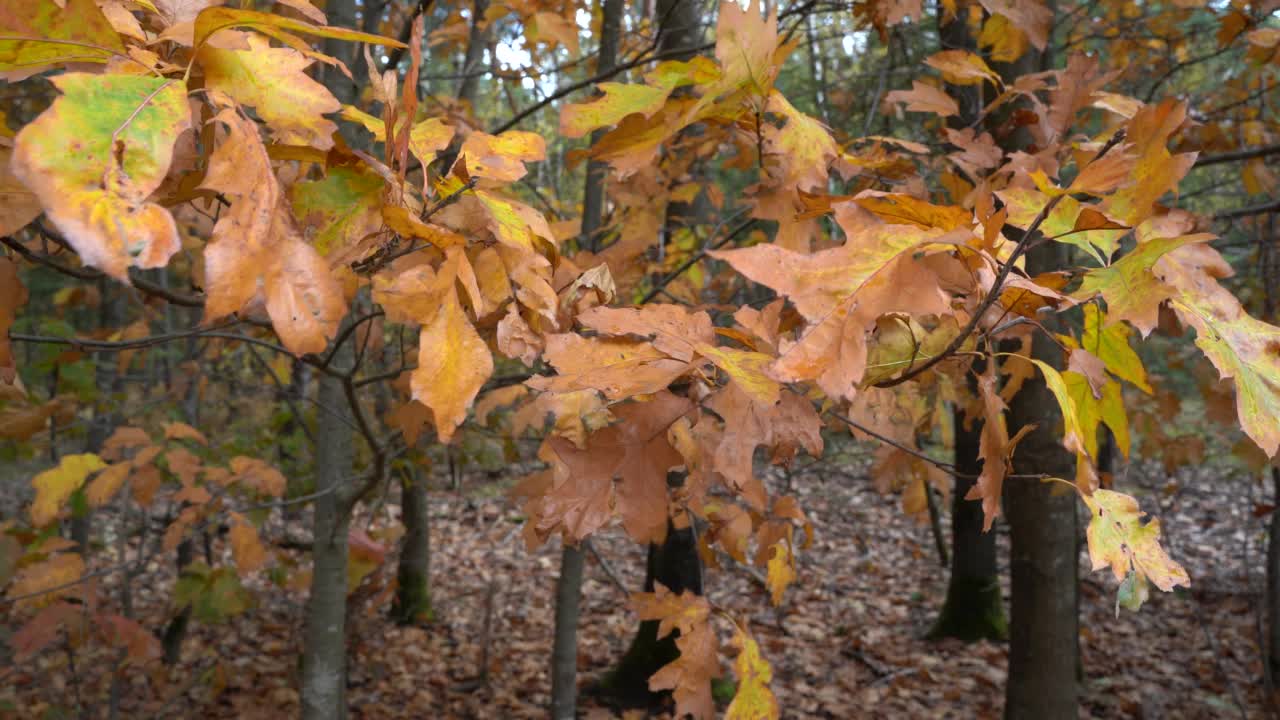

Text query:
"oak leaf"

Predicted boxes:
[[30, 453, 106, 527], [1083, 489, 1189, 607]]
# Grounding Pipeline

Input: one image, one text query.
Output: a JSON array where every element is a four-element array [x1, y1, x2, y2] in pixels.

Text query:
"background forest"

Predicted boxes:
[[1, 0, 1279, 718]]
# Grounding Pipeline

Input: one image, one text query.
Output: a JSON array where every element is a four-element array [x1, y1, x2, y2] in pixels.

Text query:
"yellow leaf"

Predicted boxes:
[[1082, 489, 1189, 608], [764, 540, 795, 606], [925, 49, 1001, 86], [198, 32, 340, 150], [696, 344, 781, 406], [411, 292, 493, 443], [31, 453, 106, 526], [726, 624, 780, 720]]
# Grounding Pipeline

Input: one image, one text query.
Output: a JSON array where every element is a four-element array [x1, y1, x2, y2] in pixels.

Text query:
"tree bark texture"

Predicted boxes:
[[392, 465, 432, 625]]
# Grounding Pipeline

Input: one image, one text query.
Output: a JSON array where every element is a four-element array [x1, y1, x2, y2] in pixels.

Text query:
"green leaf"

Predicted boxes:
[[1081, 304, 1151, 394], [290, 164, 385, 257], [1072, 234, 1213, 337]]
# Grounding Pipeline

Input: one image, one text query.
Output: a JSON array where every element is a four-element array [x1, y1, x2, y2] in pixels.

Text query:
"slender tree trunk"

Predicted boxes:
[[930, 400, 1006, 641], [392, 465, 432, 625], [551, 5, 625, 717], [457, 0, 491, 112], [301, 347, 355, 720], [303, 18, 363, 709], [1269, 467, 1280, 679], [551, 543, 587, 719], [929, 5, 1006, 643]]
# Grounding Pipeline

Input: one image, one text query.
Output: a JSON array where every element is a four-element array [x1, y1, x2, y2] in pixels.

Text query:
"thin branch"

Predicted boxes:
[[1196, 142, 1280, 168]]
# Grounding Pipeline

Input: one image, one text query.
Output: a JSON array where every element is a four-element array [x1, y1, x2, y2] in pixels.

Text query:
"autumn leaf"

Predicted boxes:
[[12, 73, 190, 280], [410, 291, 493, 443], [1072, 234, 1213, 336], [634, 583, 719, 720], [540, 392, 691, 543], [229, 513, 267, 573], [198, 31, 341, 150], [7, 553, 85, 609], [764, 540, 796, 606], [460, 130, 546, 183], [925, 50, 1000, 86], [884, 80, 959, 117], [726, 623, 780, 720], [30, 453, 106, 527], [191, 6, 404, 51], [1081, 304, 1152, 393], [1083, 489, 1189, 608], [0, 0, 125, 74], [200, 101, 345, 355], [290, 163, 385, 259]]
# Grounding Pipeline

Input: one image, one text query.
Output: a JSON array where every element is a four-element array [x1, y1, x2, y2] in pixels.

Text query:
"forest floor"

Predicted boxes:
[[2, 444, 1274, 719]]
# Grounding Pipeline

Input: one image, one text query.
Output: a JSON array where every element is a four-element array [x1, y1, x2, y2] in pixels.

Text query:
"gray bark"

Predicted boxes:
[[551, 544, 586, 719], [301, 340, 355, 720], [1269, 467, 1280, 678], [457, 0, 491, 108]]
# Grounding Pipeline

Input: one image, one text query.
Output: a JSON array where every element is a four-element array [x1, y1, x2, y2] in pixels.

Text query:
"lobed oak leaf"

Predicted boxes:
[[97, 613, 162, 663], [883, 80, 958, 118], [12, 73, 189, 280], [762, 90, 837, 190], [30, 453, 106, 527], [713, 0, 780, 97], [965, 367, 1011, 530], [707, 384, 822, 511], [10, 602, 83, 660], [1083, 489, 1189, 602], [635, 583, 719, 720], [1156, 246, 1280, 457], [228, 456, 286, 497], [1102, 99, 1197, 226], [1072, 234, 1213, 336]]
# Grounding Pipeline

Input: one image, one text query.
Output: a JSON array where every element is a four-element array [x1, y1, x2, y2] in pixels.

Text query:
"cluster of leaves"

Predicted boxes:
[[2, 0, 1279, 716]]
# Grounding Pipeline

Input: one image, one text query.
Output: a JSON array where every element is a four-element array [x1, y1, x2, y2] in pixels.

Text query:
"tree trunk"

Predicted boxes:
[[301, 355, 355, 720], [457, 0, 491, 111], [930, 400, 1006, 642], [551, 544, 586, 720], [551, 2, 626, 717], [601, 518, 704, 706], [929, 6, 1006, 643], [1269, 467, 1280, 680], [392, 465, 433, 625], [1003, 243, 1079, 719]]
